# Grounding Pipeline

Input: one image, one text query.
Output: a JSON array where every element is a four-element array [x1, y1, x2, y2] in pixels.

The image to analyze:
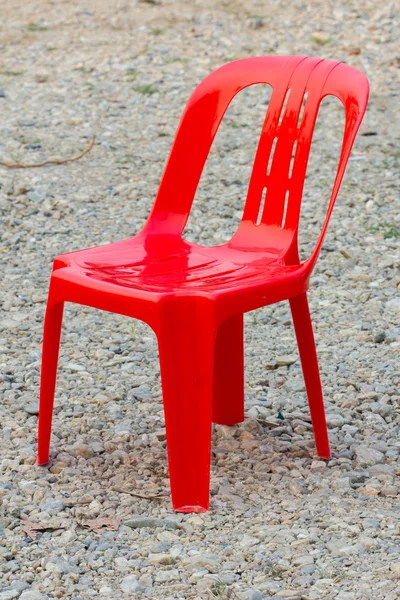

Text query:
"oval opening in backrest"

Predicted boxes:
[[183, 83, 272, 246], [298, 95, 345, 262]]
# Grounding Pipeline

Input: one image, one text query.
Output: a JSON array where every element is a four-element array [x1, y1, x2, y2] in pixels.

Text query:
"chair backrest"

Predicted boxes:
[[143, 56, 369, 262]]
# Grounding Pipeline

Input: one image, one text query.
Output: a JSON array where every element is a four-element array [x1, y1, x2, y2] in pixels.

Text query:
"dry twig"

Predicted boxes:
[[113, 487, 168, 500], [0, 136, 96, 169]]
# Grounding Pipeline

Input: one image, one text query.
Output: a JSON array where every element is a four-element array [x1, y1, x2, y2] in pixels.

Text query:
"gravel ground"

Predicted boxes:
[[0, 1, 399, 599]]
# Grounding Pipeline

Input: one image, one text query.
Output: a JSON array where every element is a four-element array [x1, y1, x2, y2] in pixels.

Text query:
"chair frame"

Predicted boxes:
[[37, 56, 369, 512]]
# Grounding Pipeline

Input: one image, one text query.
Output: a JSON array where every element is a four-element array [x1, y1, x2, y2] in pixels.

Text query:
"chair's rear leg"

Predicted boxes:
[[157, 304, 216, 512], [212, 314, 245, 425], [37, 297, 64, 465], [289, 293, 331, 459]]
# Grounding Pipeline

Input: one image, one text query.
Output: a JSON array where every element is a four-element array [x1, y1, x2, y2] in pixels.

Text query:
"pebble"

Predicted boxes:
[[24, 402, 39, 415], [373, 331, 386, 343], [275, 356, 297, 366], [27, 191, 45, 202], [182, 554, 221, 572], [120, 575, 141, 593], [64, 444, 95, 459], [274, 590, 301, 599], [42, 499, 66, 514], [123, 517, 179, 530], [352, 444, 385, 467], [0, 592, 20, 600], [326, 540, 366, 557], [44, 557, 80, 574], [391, 563, 400, 576]]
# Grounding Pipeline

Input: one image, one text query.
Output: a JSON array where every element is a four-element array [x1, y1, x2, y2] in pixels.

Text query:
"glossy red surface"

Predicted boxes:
[[37, 56, 369, 512]]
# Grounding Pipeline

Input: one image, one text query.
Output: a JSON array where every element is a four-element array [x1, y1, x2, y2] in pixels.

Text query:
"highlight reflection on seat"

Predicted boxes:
[[74, 246, 300, 292]]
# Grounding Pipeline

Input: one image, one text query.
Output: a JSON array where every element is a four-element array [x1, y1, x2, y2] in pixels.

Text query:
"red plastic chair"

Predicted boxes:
[[37, 56, 369, 512]]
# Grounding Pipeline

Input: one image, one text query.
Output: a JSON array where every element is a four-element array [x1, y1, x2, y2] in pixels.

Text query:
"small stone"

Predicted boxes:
[[155, 568, 180, 582], [138, 574, 153, 587], [65, 362, 86, 372], [310, 460, 327, 472], [0, 591, 20, 600], [326, 540, 365, 556], [44, 557, 80, 574], [276, 356, 297, 366], [123, 517, 179, 530], [274, 590, 301, 599], [391, 563, 400, 576], [10, 583, 30, 593], [301, 564, 316, 575], [264, 360, 277, 370], [186, 515, 204, 528], [249, 17, 264, 29], [91, 441, 104, 454], [0, 318, 21, 330], [20, 593, 44, 600], [258, 581, 282, 594], [289, 482, 304, 495], [363, 518, 380, 529], [120, 575, 141, 593], [0, 89, 6, 98], [292, 555, 314, 567], [352, 444, 384, 467], [216, 424, 237, 438], [49, 461, 68, 474], [332, 477, 352, 492], [65, 444, 95, 459], [385, 298, 400, 313], [311, 31, 331, 44], [24, 403, 39, 416], [15, 184, 29, 195], [154, 428, 166, 441], [42, 499, 65, 514], [148, 553, 176, 565], [35, 73, 48, 83], [27, 190, 45, 202], [249, 592, 264, 600], [219, 572, 237, 584], [183, 554, 221, 572], [373, 331, 386, 343], [326, 414, 345, 428]]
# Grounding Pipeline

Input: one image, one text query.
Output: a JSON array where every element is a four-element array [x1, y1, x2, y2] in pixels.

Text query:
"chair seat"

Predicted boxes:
[[55, 235, 303, 296]]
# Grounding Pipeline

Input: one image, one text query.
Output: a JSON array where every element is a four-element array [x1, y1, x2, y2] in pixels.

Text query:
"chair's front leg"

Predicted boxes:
[[37, 293, 65, 466], [213, 314, 245, 426], [157, 300, 217, 512], [289, 292, 330, 459]]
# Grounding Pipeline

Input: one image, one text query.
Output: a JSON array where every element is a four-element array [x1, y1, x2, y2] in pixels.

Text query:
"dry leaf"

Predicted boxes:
[[80, 517, 120, 534], [20, 517, 66, 540]]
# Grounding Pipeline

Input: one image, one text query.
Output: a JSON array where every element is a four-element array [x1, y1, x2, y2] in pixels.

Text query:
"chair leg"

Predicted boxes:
[[157, 302, 216, 512], [212, 314, 245, 425], [37, 296, 64, 466], [289, 292, 331, 459]]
